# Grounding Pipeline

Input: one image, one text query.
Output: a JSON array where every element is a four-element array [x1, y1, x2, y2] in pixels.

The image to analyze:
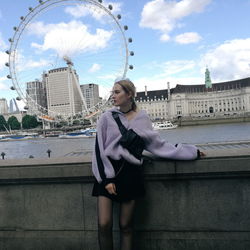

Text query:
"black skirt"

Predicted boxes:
[[92, 157, 145, 202]]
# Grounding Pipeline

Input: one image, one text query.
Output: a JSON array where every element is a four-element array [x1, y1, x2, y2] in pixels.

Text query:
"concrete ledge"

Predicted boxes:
[[0, 153, 250, 249]]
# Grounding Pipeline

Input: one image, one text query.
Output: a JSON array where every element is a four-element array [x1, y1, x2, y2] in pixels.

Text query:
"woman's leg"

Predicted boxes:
[[119, 200, 136, 250], [97, 196, 113, 250]]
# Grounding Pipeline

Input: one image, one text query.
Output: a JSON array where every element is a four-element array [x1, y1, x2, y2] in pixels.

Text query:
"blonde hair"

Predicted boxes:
[[114, 79, 137, 111]]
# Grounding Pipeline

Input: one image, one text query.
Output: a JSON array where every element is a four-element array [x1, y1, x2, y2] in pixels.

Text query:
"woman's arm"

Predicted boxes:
[[91, 113, 116, 184], [138, 114, 202, 160]]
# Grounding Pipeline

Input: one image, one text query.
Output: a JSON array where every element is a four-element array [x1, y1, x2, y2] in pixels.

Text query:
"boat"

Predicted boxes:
[[0, 134, 41, 141], [152, 121, 178, 130], [58, 128, 96, 139]]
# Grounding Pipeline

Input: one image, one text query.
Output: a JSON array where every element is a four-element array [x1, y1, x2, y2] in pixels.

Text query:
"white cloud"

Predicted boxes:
[[139, 0, 211, 42], [0, 76, 9, 91], [133, 59, 200, 91], [65, 1, 122, 20], [175, 32, 202, 44], [89, 63, 101, 73], [29, 21, 113, 58], [201, 38, 250, 82], [22, 59, 51, 70], [144, 59, 196, 78], [0, 51, 8, 71], [160, 34, 170, 42], [134, 75, 203, 92], [0, 33, 7, 50]]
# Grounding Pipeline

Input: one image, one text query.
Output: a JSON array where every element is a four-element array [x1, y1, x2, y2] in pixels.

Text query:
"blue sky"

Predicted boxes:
[[1, 0, 250, 104]]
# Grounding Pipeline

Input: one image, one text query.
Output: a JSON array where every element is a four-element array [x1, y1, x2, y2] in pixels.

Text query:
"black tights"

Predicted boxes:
[[97, 196, 136, 250]]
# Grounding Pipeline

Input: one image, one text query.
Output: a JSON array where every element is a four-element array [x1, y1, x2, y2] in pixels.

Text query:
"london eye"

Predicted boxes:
[[5, 0, 134, 123]]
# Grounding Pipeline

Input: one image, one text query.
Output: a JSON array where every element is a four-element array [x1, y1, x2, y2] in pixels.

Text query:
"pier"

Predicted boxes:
[[0, 145, 250, 249]]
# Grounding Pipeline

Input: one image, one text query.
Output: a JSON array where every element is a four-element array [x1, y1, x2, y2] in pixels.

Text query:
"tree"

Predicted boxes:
[[22, 115, 39, 129], [0, 115, 8, 131], [7, 116, 21, 130]]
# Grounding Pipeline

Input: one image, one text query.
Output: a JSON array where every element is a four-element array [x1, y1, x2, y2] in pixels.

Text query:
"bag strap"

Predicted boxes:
[[111, 112, 127, 135]]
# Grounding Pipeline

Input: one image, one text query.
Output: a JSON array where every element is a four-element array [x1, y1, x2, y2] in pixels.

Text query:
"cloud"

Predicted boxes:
[[89, 63, 101, 73], [0, 51, 8, 71], [0, 33, 7, 50], [144, 59, 196, 78], [134, 75, 203, 92], [201, 38, 250, 81], [0, 76, 9, 91], [133, 59, 200, 91], [21, 59, 51, 71], [175, 32, 202, 44], [29, 21, 113, 58], [65, 1, 122, 20], [139, 0, 211, 42]]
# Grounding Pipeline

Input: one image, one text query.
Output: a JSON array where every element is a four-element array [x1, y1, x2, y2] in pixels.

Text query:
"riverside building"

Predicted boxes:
[[0, 98, 8, 114], [44, 66, 83, 118], [26, 79, 47, 115], [80, 83, 100, 110], [135, 70, 250, 121]]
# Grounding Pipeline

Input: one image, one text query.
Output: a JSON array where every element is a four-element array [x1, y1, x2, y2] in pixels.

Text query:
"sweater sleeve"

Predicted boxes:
[[91, 113, 116, 185], [141, 115, 198, 160]]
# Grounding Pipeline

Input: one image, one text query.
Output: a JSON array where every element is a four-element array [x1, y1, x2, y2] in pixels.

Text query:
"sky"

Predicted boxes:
[[0, 0, 250, 106]]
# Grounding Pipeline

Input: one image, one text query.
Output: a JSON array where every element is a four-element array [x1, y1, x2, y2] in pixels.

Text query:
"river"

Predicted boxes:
[[0, 122, 250, 160]]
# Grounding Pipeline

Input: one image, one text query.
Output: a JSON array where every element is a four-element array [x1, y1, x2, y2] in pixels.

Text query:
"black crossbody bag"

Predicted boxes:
[[112, 112, 145, 160]]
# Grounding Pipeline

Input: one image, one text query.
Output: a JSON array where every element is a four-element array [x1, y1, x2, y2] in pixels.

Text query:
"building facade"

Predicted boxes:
[[135, 76, 250, 121], [44, 67, 83, 118], [80, 83, 100, 110], [26, 79, 47, 115], [9, 98, 20, 113], [0, 98, 8, 114]]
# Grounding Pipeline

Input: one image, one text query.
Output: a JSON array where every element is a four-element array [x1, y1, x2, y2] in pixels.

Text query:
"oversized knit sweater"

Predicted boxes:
[[92, 107, 199, 185]]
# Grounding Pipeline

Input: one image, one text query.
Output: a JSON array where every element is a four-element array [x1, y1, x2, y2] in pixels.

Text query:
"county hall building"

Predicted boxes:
[[135, 69, 250, 121]]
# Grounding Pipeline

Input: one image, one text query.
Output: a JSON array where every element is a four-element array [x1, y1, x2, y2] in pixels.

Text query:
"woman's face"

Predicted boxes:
[[111, 83, 131, 106]]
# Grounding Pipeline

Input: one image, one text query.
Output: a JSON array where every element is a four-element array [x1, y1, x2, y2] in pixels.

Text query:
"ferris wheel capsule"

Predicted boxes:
[[117, 14, 121, 19], [108, 5, 113, 10], [16, 97, 21, 101], [130, 51, 134, 56], [13, 26, 18, 31], [124, 25, 128, 30], [129, 65, 134, 70], [29, 7, 33, 11], [10, 86, 16, 90], [5, 63, 9, 67], [98, 0, 102, 3], [128, 38, 133, 43], [5, 50, 10, 54], [7, 75, 12, 79]]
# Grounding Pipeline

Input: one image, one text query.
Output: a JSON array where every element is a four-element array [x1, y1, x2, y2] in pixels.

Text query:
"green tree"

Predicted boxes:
[[0, 115, 8, 131], [7, 116, 21, 130], [22, 115, 39, 129]]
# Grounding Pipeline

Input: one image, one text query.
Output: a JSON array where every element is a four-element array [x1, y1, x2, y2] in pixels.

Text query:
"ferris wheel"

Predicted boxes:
[[5, 0, 134, 123]]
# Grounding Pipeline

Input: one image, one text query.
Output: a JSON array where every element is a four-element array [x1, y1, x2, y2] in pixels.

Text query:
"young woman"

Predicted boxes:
[[92, 79, 205, 250]]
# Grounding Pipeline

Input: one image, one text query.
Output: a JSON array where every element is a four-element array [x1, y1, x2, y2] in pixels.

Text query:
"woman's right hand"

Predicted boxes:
[[105, 183, 117, 195]]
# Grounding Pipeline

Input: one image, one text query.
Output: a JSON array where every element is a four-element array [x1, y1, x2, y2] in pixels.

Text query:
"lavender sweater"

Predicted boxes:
[[92, 107, 198, 184]]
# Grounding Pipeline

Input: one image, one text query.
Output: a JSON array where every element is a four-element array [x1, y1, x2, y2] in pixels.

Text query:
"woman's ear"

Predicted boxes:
[[127, 91, 132, 99]]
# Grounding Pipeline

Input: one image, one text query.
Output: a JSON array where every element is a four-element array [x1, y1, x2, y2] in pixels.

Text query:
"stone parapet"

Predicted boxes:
[[0, 151, 250, 249]]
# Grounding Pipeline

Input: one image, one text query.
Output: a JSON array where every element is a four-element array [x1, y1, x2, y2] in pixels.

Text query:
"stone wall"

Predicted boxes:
[[0, 153, 250, 250]]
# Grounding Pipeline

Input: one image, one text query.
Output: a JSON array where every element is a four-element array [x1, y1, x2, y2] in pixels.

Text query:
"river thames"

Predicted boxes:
[[1, 122, 250, 160]]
